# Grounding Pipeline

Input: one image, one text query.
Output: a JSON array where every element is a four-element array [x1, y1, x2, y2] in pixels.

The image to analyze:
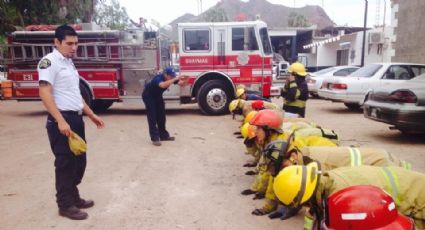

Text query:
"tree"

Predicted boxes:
[[0, 0, 99, 43], [93, 0, 129, 30], [288, 12, 310, 27], [203, 7, 228, 22]]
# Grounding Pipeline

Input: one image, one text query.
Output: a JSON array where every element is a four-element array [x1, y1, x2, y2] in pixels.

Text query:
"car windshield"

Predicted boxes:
[[259, 28, 272, 54], [350, 64, 382, 78], [314, 67, 335, 75]]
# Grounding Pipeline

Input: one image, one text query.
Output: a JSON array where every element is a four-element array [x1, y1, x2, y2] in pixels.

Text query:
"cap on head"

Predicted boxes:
[[164, 67, 176, 77]]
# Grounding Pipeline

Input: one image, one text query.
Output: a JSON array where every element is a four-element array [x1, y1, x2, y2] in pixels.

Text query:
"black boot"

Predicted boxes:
[[59, 206, 88, 220]]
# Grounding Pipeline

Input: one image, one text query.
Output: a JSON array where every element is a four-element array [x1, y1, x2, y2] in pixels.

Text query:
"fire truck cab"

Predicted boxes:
[[177, 20, 273, 114]]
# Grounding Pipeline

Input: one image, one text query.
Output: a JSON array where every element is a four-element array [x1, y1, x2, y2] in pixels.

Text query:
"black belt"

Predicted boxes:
[[60, 110, 83, 116]]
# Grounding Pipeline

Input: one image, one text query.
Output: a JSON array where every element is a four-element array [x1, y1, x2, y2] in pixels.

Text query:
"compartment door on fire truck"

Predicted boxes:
[[228, 26, 262, 88]]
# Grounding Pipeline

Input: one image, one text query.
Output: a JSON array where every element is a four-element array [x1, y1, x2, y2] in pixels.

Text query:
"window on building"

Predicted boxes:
[[232, 27, 258, 51], [183, 30, 210, 51], [336, 50, 349, 65]]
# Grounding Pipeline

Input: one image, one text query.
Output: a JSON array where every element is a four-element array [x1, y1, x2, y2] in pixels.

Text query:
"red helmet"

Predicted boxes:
[[249, 109, 283, 130], [323, 185, 414, 230], [251, 100, 264, 110]]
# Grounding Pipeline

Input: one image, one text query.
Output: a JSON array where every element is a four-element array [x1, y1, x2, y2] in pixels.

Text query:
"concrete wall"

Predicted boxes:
[[391, 0, 425, 63]]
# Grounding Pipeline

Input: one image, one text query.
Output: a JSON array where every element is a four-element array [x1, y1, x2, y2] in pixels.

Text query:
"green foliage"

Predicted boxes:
[[93, 0, 129, 30], [203, 7, 229, 22], [288, 12, 310, 27], [0, 0, 98, 34]]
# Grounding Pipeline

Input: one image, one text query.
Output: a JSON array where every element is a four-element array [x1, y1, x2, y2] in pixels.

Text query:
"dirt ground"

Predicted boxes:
[[0, 98, 424, 230]]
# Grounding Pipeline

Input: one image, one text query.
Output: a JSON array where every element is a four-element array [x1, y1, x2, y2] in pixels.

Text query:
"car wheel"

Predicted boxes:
[[344, 103, 361, 111], [197, 80, 232, 115]]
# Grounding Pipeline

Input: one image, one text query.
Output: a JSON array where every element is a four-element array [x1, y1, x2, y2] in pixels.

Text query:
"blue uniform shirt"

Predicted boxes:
[[144, 74, 166, 98], [246, 93, 271, 102]]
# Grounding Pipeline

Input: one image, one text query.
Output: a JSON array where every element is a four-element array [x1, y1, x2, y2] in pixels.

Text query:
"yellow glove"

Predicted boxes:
[[68, 131, 87, 156]]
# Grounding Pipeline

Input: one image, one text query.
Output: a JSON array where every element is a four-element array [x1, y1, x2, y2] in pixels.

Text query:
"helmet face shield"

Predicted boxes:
[[264, 140, 289, 162]]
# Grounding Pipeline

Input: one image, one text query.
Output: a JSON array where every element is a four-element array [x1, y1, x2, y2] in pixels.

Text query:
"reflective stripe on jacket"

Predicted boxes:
[[299, 147, 412, 170]]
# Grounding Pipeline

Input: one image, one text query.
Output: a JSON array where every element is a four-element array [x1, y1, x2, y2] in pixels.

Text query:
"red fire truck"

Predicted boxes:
[[1, 21, 273, 115]]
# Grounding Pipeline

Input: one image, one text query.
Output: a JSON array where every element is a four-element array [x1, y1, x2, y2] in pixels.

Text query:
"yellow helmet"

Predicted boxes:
[[244, 111, 258, 124], [229, 99, 245, 113], [273, 162, 320, 206], [236, 88, 246, 98], [240, 123, 251, 139], [288, 62, 307, 76]]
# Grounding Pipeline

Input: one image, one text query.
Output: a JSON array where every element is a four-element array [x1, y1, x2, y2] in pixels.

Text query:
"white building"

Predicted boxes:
[[299, 26, 393, 70]]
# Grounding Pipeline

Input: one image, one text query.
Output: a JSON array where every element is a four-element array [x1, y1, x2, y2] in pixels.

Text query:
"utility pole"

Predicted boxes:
[[361, 0, 368, 67]]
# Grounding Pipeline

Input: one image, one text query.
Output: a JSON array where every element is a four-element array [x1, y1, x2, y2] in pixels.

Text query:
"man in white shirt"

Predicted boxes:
[[38, 25, 105, 220]]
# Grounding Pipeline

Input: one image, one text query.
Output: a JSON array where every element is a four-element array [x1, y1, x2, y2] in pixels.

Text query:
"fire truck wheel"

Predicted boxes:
[[92, 100, 114, 112], [80, 83, 93, 107], [197, 80, 232, 115]]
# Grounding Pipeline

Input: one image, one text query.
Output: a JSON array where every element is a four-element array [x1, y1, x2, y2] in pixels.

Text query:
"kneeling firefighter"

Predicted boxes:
[[273, 163, 425, 229]]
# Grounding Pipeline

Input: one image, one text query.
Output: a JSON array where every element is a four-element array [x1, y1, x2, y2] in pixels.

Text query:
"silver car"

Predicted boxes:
[[306, 65, 359, 97], [364, 73, 425, 133]]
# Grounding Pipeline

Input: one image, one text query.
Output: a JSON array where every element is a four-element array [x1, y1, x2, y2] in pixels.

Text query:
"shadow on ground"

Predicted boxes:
[[369, 130, 425, 145]]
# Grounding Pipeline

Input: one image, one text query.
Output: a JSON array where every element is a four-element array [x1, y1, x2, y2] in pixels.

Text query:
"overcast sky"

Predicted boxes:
[[120, 0, 391, 27]]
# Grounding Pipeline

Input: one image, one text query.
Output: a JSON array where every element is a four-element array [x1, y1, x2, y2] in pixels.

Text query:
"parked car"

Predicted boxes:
[[318, 63, 425, 110], [364, 73, 425, 133], [306, 65, 359, 97]]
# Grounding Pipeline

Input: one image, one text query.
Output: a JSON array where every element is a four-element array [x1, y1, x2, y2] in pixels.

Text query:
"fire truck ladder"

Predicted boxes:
[[0, 42, 154, 65]]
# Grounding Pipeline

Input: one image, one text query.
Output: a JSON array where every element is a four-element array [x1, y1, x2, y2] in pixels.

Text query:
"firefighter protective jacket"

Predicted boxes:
[[298, 147, 412, 170], [311, 166, 425, 229]]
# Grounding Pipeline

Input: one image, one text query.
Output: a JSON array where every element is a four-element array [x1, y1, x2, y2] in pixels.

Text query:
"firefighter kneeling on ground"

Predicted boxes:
[[282, 62, 309, 118], [322, 185, 415, 230], [236, 87, 271, 102], [240, 117, 262, 171], [240, 109, 285, 207], [228, 99, 279, 118], [273, 162, 425, 229], [264, 143, 413, 220], [241, 110, 337, 216]]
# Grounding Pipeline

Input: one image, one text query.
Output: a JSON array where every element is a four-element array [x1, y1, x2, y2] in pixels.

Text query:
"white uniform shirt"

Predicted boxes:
[[37, 49, 84, 111]]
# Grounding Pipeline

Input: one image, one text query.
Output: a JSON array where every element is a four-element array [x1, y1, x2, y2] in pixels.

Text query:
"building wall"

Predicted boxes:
[[303, 28, 392, 69], [391, 0, 425, 63]]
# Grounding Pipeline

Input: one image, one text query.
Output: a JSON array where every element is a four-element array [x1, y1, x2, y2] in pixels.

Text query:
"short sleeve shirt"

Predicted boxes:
[[144, 74, 166, 97], [37, 49, 83, 111]]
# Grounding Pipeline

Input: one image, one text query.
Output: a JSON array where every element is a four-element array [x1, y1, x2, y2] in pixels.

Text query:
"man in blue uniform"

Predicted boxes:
[[38, 25, 105, 220], [142, 67, 184, 146]]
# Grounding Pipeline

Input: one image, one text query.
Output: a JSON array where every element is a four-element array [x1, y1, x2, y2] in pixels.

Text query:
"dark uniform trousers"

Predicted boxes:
[[142, 92, 170, 141], [46, 111, 86, 209]]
